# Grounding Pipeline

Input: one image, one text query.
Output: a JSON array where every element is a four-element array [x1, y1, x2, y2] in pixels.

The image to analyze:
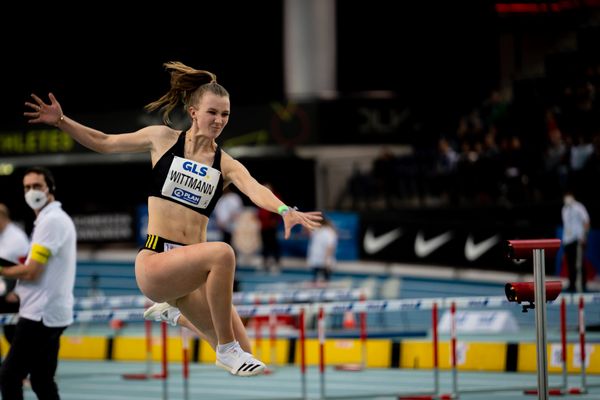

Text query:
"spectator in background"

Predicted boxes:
[[581, 134, 600, 206], [561, 190, 591, 293], [478, 131, 502, 204], [340, 163, 374, 210], [307, 217, 338, 283], [568, 133, 594, 192], [456, 141, 481, 205], [214, 185, 243, 246], [87, 273, 104, 299], [371, 147, 398, 208], [480, 89, 509, 132], [499, 135, 529, 205], [0, 203, 30, 345], [432, 137, 459, 204], [543, 126, 569, 199], [456, 109, 484, 147], [214, 185, 244, 291], [257, 182, 281, 274], [0, 167, 77, 399]]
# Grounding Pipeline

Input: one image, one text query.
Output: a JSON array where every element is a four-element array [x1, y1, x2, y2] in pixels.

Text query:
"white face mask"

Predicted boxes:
[[25, 189, 48, 210]]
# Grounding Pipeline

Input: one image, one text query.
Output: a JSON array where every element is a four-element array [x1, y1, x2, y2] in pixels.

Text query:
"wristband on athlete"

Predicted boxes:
[[277, 205, 298, 217]]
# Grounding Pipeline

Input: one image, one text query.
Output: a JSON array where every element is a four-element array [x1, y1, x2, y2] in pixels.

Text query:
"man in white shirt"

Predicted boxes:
[[214, 186, 244, 291], [307, 217, 338, 283], [0, 203, 30, 344], [0, 166, 76, 400], [561, 191, 591, 293], [214, 185, 243, 245]]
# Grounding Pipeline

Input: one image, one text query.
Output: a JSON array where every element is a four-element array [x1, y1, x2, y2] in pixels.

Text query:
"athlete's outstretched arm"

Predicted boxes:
[[221, 151, 322, 238], [24, 92, 160, 154]]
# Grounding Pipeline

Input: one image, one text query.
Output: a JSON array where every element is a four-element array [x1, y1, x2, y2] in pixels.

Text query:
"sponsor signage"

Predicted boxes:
[[73, 213, 134, 243], [1, 97, 429, 159], [0, 111, 144, 156], [359, 207, 561, 272], [316, 98, 431, 145], [0, 129, 79, 155], [438, 310, 519, 334]]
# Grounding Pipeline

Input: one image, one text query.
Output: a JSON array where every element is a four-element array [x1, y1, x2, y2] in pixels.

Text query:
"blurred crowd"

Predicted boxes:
[[342, 62, 600, 211]]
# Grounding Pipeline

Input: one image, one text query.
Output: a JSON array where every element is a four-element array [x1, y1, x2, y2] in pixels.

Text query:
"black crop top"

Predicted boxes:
[[149, 131, 224, 217]]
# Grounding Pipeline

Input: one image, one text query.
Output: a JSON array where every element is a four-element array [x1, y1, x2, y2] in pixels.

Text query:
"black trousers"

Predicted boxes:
[[260, 228, 281, 267], [312, 265, 331, 282], [0, 296, 19, 345], [0, 317, 66, 400], [564, 241, 586, 292]]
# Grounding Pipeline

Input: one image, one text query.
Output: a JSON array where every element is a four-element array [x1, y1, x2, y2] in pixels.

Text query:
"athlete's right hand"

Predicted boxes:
[[24, 93, 64, 127]]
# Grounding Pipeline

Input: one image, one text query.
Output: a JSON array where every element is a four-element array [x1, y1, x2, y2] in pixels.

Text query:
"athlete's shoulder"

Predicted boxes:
[[220, 149, 244, 169], [219, 147, 232, 159], [142, 125, 181, 151], [141, 124, 179, 137]]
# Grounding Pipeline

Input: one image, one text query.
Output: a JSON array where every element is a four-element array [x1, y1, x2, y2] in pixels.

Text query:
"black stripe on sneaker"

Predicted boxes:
[[247, 364, 261, 372], [236, 362, 248, 373], [241, 363, 254, 371]]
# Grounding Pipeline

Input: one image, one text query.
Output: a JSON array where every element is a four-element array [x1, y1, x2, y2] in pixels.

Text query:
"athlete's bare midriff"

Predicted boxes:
[[146, 196, 209, 244]]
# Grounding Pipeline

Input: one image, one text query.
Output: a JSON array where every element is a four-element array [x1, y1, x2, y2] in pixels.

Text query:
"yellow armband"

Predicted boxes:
[[30, 243, 51, 264]]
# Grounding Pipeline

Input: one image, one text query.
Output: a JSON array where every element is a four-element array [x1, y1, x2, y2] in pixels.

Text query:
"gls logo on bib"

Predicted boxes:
[[162, 156, 221, 209]]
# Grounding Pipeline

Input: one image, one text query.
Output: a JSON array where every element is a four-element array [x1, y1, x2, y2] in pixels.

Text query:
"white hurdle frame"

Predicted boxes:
[[2, 290, 599, 399]]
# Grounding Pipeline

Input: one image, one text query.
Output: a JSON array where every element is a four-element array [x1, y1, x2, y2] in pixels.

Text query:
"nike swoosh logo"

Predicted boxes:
[[364, 228, 402, 254], [464, 234, 500, 261], [414, 231, 453, 257]]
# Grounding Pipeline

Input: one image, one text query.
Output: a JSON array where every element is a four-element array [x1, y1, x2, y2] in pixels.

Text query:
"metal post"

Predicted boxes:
[[451, 301, 458, 397], [432, 302, 440, 395], [579, 295, 588, 392], [145, 319, 153, 377], [359, 294, 367, 370], [300, 308, 307, 400], [318, 307, 326, 400], [576, 242, 583, 293], [161, 321, 169, 400], [181, 328, 189, 400], [533, 248, 549, 400], [560, 297, 568, 392]]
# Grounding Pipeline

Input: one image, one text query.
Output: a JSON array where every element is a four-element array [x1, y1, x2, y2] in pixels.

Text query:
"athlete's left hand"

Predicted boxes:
[[282, 209, 323, 239]]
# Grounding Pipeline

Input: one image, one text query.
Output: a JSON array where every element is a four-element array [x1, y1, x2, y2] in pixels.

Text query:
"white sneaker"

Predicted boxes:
[[216, 342, 266, 376], [143, 302, 180, 327]]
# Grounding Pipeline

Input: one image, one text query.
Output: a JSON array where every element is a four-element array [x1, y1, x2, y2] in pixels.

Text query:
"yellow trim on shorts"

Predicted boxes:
[[30, 243, 51, 264], [145, 234, 158, 250]]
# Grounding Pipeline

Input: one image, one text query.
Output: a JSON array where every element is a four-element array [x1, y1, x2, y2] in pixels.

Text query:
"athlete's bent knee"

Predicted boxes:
[[212, 242, 236, 268]]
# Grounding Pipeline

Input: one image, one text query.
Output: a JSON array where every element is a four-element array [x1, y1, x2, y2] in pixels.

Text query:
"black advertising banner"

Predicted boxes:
[[73, 213, 134, 243], [0, 129, 80, 156], [0, 110, 145, 157], [359, 206, 561, 273], [1, 98, 436, 158], [316, 98, 445, 146]]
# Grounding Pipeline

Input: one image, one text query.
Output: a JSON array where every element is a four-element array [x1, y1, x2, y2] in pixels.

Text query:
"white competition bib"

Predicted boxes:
[[161, 156, 221, 209], [164, 242, 182, 252]]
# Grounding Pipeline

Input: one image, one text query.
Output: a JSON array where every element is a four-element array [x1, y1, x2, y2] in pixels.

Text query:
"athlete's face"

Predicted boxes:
[[192, 92, 230, 137]]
